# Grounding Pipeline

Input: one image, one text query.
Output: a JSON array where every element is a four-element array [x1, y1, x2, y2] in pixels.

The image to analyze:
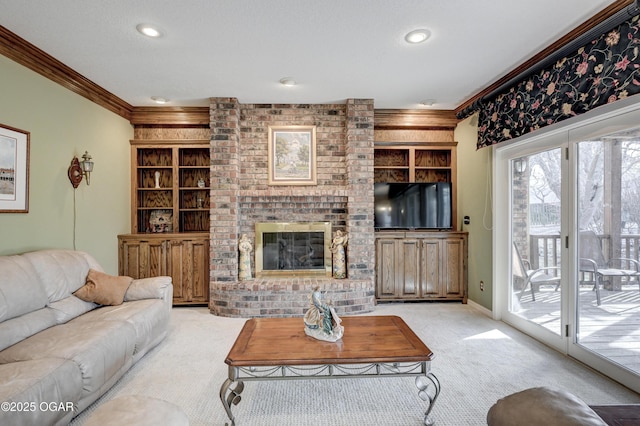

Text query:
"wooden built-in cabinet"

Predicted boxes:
[[375, 231, 468, 302], [131, 140, 210, 233], [120, 139, 210, 305], [373, 118, 463, 302], [373, 140, 465, 302], [118, 233, 210, 305], [374, 142, 456, 183], [374, 142, 457, 230]]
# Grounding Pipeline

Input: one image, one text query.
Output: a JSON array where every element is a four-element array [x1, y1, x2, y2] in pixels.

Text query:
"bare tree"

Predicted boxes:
[[577, 142, 604, 233], [530, 150, 561, 201], [620, 141, 640, 233], [522, 130, 640, 238]]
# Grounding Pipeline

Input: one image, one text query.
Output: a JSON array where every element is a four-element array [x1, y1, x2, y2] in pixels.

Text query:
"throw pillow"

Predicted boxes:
[[74, 269, 133, 306]]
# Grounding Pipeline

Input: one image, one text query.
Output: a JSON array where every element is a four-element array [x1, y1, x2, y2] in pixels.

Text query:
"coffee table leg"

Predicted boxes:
[[220, 377, 245, 426], [415, 372, 441, 425]]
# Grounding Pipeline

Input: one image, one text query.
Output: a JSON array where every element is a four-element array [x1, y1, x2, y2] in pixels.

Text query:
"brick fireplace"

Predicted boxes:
[[208, 98, 376, 317]]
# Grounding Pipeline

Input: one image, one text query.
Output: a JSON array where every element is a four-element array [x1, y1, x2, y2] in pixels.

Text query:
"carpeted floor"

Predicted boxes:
[[69, 302, 640, 425]]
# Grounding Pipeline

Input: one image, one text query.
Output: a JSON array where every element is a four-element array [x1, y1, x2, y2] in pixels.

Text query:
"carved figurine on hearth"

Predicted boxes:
[[330, 230, 348, 279], [303, 286, 344, 342], [238, 234, 253, 281]]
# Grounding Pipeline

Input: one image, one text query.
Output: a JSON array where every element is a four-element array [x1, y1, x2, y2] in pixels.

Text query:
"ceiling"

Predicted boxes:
[[0, 0, 620, 111]]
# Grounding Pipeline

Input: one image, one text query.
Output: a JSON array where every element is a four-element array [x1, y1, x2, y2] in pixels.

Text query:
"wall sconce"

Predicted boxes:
[[68, 151, 94, 188], [513, 157, 528, 174]]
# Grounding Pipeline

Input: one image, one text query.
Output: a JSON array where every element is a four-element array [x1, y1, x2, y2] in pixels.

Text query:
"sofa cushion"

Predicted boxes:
[[74, 299, 170, 358], [0, 255, 48, 322], [487, 386, 608, 426], [48, 296, 97, 324], [0, 319, 137, 399], [0, 358, 82, 426], [74, 269, 133, 306], [0, 307, 58, 352], [24, 250, 102, 304]]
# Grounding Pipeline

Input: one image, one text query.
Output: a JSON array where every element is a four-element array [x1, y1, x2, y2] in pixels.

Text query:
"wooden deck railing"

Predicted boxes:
[[527, 234, 640, 276], [529, 235, 562, 272]]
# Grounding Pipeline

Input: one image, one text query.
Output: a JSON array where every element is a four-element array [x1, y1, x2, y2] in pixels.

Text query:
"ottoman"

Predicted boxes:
[[487, 387, 607, 426], [84, 395, 189, 426]]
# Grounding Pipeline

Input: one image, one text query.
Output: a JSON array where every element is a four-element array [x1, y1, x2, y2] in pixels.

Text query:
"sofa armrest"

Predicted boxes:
[[124, 276, 173, 303]]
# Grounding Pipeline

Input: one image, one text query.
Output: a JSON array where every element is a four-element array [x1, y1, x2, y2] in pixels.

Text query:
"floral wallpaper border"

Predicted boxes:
[[478, 15, 640, 149]]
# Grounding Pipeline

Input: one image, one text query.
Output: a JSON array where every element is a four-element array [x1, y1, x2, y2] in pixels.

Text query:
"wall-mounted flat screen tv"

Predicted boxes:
[[374, 182, 452, 230]]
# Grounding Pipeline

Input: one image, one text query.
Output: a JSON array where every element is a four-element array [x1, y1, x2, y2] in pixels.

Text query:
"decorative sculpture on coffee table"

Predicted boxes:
[[238, 234, 253, 281], [330, 230, 348, 279], [303, 286, 344, 342]]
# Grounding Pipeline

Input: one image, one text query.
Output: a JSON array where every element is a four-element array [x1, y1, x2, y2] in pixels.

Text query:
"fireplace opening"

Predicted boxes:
[[255, 222, 332, 278], [263, 231, 324, 270]]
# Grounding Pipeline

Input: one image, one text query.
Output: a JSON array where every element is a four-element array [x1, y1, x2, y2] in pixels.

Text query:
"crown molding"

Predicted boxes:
[[0, 25, 133, 120], [129, 107, 210, 126], [374, 109, 458, 129]]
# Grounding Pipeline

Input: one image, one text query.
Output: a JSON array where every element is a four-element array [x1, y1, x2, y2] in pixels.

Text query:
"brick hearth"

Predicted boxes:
[[210, 278, 373, 318], [208, 98, 376, 317]]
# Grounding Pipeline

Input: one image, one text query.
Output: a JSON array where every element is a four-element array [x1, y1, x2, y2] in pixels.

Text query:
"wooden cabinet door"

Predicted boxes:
[[166, 237, 210, 304], [398, 239, 420, 297], [189, 237, 209, 303], [442, 237, 467, 300], [376, 238, 398, 299], [420, 238, 441, 297], [166, 239, 186, 303], [376, 238, 420, 299], [119, 237, 166, 279]]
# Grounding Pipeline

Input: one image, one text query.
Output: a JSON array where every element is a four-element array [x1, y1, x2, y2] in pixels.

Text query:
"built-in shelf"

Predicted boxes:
[[374, 141, 457, 230], [374, 143, 455, 183], [131, 140, 210, 233]]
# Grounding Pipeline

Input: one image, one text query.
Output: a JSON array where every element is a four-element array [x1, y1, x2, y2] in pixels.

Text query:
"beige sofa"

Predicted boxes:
[[0, 249, 172, 426]]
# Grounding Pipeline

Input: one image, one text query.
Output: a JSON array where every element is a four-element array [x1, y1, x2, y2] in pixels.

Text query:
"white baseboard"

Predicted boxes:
[[467, 299, 492, 317]]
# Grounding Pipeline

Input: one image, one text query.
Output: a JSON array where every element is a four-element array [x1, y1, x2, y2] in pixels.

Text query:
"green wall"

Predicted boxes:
[[455, 115, 493, 310], [0, 55, 133, 273]]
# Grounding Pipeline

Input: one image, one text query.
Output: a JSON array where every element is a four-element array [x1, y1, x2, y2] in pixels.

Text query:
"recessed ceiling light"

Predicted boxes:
[[151, 96, 168, 104], [279, 77, 296, 87], [136, 24, 163, 38], [419, 99, 436, 107], [405, 29, 431, 44]]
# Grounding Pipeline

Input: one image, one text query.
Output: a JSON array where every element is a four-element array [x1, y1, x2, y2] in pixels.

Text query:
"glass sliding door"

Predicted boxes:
[[573, 125, 640, 382], [494, 129, 568, 352], [508, 148, 565, 338], [496, 102, 640, 393]]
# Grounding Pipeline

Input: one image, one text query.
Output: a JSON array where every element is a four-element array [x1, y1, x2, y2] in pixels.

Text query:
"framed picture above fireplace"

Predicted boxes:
[[267, 125, 316, 185]]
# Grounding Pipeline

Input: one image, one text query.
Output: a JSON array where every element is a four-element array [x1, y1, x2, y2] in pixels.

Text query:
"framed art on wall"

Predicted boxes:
[[267, 125, 317, 185], [0, 124, 30, 213]]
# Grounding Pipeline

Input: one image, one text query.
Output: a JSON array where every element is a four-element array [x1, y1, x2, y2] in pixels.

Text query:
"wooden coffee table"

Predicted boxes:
[[220, 315, 440, 425]]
